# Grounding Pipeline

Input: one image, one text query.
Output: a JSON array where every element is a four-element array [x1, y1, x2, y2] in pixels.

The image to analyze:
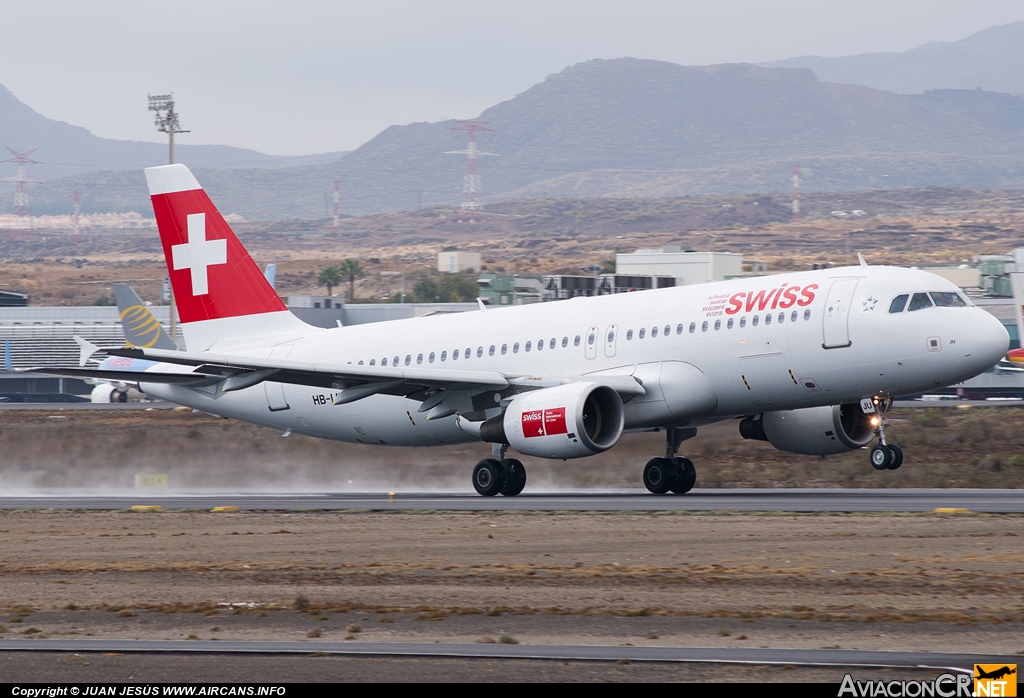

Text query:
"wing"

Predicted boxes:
[[32, 342, 645, 418]]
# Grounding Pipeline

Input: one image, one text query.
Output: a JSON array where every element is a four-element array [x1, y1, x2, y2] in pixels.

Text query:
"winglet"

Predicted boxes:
[[73, 335, 100, 367], [858, 253, 868, 267]]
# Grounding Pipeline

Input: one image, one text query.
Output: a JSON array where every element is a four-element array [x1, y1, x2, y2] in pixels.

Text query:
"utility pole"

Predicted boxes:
[[147, 94, 189, 165], [2, 148, 40, 229], [445, 121, 497, 221], [148, 94, 187, 344]]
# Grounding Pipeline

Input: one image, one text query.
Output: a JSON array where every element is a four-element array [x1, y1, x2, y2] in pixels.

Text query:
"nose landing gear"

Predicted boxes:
[[868, 398, 903, 470]]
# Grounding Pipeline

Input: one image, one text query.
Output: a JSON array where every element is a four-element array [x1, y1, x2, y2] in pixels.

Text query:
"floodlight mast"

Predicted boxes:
[[147, 94, 189, 165]]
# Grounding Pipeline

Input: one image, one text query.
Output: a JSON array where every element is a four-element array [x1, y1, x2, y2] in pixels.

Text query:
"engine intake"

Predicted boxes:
[[480, 382, 624, 459], [740, 404, 875, 456]]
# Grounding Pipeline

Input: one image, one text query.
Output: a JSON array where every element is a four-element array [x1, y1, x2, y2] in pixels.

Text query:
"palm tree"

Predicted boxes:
[[317, 265, 342, 297], [339, 258, 366, 301]]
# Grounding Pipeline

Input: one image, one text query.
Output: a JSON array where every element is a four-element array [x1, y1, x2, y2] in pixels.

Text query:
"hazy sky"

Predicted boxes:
[[3, 1, 1024, 155]]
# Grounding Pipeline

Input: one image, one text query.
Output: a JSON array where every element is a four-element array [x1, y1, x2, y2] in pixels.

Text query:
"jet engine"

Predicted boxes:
[[90, 383, 129, 403], [479, 382, 624, 459], [739, 404, 875, 456]]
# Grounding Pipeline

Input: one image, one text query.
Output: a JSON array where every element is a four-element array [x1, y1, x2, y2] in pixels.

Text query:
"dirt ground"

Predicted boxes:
[[1, 406, 1022, 492], [0, 510, 1021, 657]]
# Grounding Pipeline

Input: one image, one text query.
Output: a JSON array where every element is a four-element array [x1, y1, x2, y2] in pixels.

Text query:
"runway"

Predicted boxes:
[[1, 488, 1022, 512], [0, 639, 1015, 672]]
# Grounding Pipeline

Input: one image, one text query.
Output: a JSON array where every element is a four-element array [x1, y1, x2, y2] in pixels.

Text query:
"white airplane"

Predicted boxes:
[[44, 164, 1009, 496]]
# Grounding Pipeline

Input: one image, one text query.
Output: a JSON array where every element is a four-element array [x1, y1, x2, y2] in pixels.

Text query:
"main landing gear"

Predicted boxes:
[[643, 427, 698, 495], [473, 445, 527, 497], [867, 398, 904, 471]]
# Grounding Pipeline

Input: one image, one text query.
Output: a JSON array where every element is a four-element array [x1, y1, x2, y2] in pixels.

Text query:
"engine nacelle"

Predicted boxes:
[[739, 404, 875, 456], [480, 382, 624, 459], [90, 383, 128, 403]]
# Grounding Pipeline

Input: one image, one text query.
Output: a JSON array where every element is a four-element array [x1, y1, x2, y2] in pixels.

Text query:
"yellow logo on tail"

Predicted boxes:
[[120, 304, 164, 348]]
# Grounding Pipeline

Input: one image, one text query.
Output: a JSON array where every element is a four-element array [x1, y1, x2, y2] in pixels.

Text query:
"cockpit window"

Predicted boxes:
[[930, 292, 966, 307], [907, 292, 933, 312], [889, 294, 909, 313]]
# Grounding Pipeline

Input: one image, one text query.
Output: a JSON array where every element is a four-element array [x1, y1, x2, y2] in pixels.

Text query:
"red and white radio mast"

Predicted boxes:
[[2, 147, 40, 222], [792, 163, 800, 223], [446, 121, 497, 220]]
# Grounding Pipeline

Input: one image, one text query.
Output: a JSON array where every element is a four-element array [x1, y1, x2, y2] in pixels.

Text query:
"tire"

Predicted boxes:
[[869, 445, 891, 470], [500, 458, 527, 497], [669, 457, 696, 494], [887, 444, 903, 470], [473, 458, 505, 496], [643, 457, 676, 494]]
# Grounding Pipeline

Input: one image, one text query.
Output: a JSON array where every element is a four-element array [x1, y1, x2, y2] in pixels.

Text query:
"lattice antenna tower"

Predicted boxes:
[[333, 180, 340, 232], [445, 121, 498, 220], [2, 147, 41, 220], [792, 163, 800, 222], [148, 94, 189, 165]]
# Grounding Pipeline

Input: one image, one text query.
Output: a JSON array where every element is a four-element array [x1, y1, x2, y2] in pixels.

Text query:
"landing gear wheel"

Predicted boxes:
[[499, 458, 527, 497], [869, 445, 891, 471], [669, 457, 696, 494], [886, 444, 903, 470], [473, 458, 505, 496], [643, 457, 676, 494]]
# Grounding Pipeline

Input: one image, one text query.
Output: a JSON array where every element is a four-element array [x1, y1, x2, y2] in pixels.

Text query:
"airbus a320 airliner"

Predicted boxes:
[[43, 165, 1010, 496]]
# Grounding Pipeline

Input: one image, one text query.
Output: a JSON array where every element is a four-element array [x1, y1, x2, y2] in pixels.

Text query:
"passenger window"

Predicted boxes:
[[651, 326, 658, 337], [513, 343, 519, 353], [562, 337, 568, 347], [689, 322, 696, 333], [501, 344, 508, 355], [537, 339, 544, 351], [790, 310, 797, 322], [416, 354, 423, 364], [639, 328, 646, 339], [664, 325, 670, 336], [441, 351, 447, 361], [393, 356, 400, 366], [727, 317, 734, 329], [778, 312, 785, 324], [765, 313, 772, 325], [907, 293, 932, 312], [358, 360, 364, 365], [453, 350, 459, 360], [477, 347, 484, 357], [405, 355, 412, 366], [370, 359, 376, 366], [803, 309, 811, 320], [588, 333, 596, 345], [676, 324, 682, 335], [549, 338, 556, 349], [752, 315, 759, 327], [382, 358, 388, 366], [714, 319, 721, 330], [930, 292, 966, 307], [428, 352, 435, 363], [489, 345, 495, 356], [626, 329, 633, 340], [889, 294, 909, 313], [574, 335, 581, 346], [607, 330, 615, 343], [526, 341, 532, 352], [740, 317, 746, 328], [466, 347, 471, 358], [701, 321, 708, 332]]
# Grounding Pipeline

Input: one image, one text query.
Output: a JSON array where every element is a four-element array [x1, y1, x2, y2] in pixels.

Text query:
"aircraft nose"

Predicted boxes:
[[960, 311, 1010, 370]]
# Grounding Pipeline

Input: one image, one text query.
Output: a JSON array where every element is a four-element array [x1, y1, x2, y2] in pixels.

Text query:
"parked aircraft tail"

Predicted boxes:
[[144, 164, 308, 350], [112, 283, 178, 350]]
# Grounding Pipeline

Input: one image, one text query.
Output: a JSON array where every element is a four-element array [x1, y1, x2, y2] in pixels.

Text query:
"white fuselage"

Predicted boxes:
[[140, 265, 1008, 451]]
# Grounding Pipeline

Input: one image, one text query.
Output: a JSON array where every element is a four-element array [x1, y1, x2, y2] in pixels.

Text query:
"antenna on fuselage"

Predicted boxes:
[[858, 253, 868, 267]]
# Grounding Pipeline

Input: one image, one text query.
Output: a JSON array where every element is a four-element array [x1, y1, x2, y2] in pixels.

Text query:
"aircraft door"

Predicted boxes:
[[822, 279, 859, 349], [264, 345, 292, 411], [585, 326, 599, 359], [604, 324, 618, 358]]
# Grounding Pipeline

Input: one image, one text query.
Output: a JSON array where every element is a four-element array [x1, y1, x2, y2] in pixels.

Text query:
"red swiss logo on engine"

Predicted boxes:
[[522, 408, 568, 438]]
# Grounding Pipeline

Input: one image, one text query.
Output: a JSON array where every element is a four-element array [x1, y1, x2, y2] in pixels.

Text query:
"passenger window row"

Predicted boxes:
[[355, 309, 816, 366]]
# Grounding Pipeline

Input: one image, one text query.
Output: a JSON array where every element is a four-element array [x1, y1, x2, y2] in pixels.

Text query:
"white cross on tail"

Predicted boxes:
[[171, 213, 227, 296]]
